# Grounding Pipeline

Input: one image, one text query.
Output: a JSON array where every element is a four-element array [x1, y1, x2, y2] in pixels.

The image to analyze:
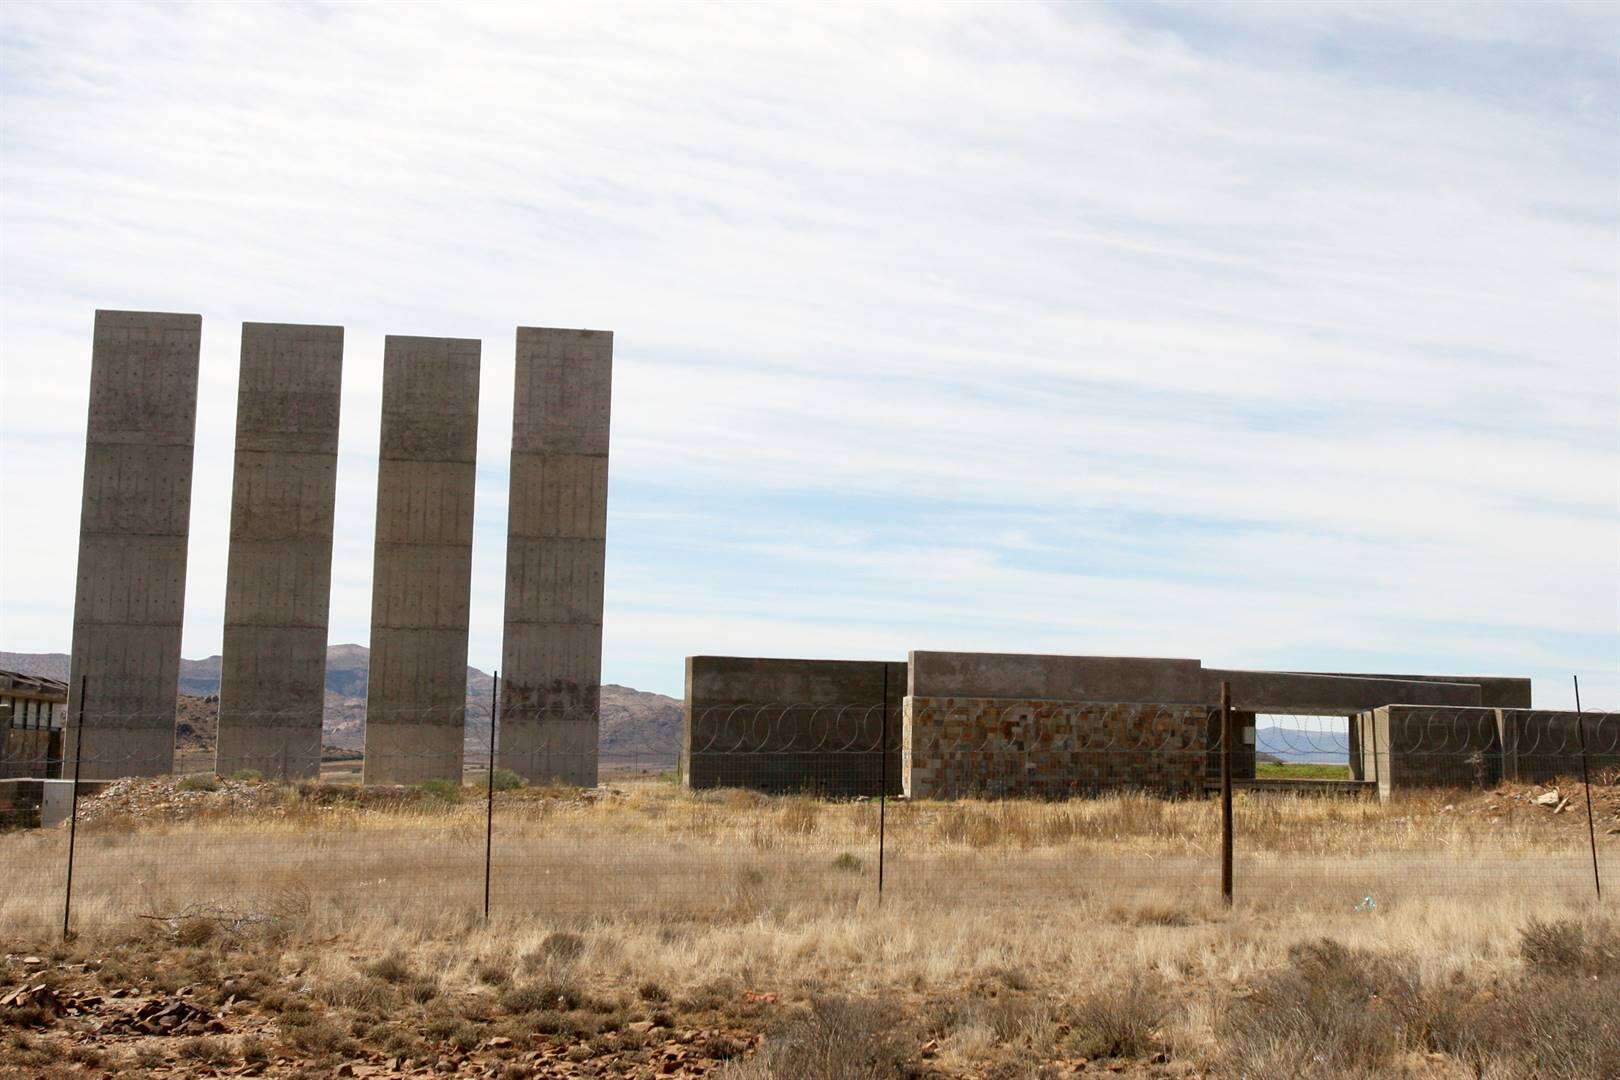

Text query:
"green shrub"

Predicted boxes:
[[418, 779, 461, 802], [178, 774, 219, 792], [830, 852, 863, 873], [230, 769, 263, 782], [491, 768, 525, 792]]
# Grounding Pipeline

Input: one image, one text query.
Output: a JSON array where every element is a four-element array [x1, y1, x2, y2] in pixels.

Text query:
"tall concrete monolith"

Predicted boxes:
[[362, 335, 481, 784], [66, 310, 202, 779], [216, 323, 344, 780], [498, 328, 611, 786]]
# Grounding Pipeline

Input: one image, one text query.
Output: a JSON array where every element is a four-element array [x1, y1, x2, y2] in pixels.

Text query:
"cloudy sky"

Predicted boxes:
[[0, 2, 1615, 704]]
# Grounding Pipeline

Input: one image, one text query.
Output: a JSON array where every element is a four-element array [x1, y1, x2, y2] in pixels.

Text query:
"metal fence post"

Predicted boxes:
[[62, 675, 87, 941], [1220, 680, 1233, 908], [878, 666, 888, 901], [484, 670, 499, 921], [1573, 675, 1601, 901]]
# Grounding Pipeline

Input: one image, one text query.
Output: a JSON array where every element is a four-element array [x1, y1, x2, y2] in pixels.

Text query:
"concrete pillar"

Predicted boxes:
[[66, 310, 202, 779], [216, 323, 344, 780], [498, 328, 611, 786], [362, 336, 481, 785]]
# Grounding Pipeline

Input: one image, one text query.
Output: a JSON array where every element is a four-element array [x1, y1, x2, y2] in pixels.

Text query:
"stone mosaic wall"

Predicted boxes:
[[903, 696, 1212, 799]]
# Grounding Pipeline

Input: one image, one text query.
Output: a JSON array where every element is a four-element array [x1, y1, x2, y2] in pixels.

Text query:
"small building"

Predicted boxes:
[[1, 670, 69, 780]]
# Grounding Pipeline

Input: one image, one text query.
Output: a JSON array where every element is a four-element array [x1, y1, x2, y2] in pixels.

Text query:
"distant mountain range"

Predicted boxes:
[[1255, 725, 1350, 764], [0, 648, 683, 763]]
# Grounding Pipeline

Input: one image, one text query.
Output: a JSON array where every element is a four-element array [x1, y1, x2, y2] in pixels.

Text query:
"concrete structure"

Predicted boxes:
[[66, 311, 202, 779], [2, 670, 66, 779], [363, 336, 481, 785], [0, 778, 110, 828], [0, 670, 68, 733], [1357, 706, 1620, 798], [216, 323, 344, 780], [685, 650, 1536, 799], [683, 656, 906, 795], [498, 328, 612, 786], [906, 652, 1492, 714]]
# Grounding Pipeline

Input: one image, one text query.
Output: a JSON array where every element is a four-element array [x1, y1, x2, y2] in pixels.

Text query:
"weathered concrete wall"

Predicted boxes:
[[363, 336, 480, 785], [908, 651, 1203, 703], [1360, 707, 1619, 797], [1301, 671, 1531, 709], [1498, 709, 1619, 784], [217, 323, 343, 780], [903, 697, 1210, 799], [1205, 669, 1481, 714], [684, 656, 906, 795], [907, 651, 1484, 715], [67, 310, 202, 779], [1361, 706, 1504, 798], [1, 727, 62, 780], [498, 328, 612, 787]]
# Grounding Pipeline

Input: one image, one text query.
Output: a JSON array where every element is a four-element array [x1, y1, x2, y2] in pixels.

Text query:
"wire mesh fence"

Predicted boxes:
[[2, 680, 1615, 942]]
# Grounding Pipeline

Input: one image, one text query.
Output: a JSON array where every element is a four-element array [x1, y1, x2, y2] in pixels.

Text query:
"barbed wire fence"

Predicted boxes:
[[3, 677, 1615, 942]]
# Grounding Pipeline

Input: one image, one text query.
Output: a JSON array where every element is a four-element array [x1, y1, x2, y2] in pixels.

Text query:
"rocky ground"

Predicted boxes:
[[1, 948, 768, 1079]]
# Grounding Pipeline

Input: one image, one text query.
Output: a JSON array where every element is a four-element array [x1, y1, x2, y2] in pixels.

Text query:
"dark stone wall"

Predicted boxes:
[[683, 656, 906, 795]]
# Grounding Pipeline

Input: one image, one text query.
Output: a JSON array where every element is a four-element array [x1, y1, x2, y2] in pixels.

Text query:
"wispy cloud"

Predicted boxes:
[[1, 2, 1614, 704]]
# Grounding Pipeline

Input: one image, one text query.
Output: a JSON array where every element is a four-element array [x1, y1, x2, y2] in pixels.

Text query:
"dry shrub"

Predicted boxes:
[[539, 930, 587, 964], [721, 996, 911, 1079], [314, 972, 400, 1012], [501, 977, 583, 1014], [778, 797, 820, 836], [280, 1011, 354, 1056], [239, 1035, 270, 1065], [363, 949, 414, 984], [1417, 917, 1620, 1078], [1427, 974, 1620, 1080], [176, 1035, 232, 1064], [1071, 970, 1169, 1059], [1518, 915, 1619, 977], [1219, 939, 1425, 1079]]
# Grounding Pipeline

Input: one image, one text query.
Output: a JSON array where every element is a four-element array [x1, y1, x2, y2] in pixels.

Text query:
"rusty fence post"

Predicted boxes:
[[1220, 680, 1233, 908], [62, 675, 87, 941], [1573, 675, 1601, 901], [484, 670, 499, 921]]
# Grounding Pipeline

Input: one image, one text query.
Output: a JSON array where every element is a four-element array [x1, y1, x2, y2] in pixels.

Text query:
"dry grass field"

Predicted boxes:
[[2, 775, 1617, 1078]]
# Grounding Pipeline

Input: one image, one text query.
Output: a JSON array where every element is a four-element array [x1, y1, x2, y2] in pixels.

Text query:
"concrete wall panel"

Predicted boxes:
[[909, 651, 1205, 703], [217, 323, 343, 779], [66, 310, 201, 779], [363, 336, 480, 784], [499, 328, 611, 786], [684, 656, 906, 795]]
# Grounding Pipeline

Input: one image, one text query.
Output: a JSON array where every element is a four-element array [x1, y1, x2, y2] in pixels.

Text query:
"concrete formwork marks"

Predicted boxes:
[[217, 323, 344, 780], [67, 310, 202, 779], [499, 327, 611, 787], [363, 335, 480, 785]]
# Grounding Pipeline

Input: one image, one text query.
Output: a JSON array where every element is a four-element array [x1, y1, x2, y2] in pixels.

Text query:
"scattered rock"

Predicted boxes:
[[1533, 790, 1561, 807]]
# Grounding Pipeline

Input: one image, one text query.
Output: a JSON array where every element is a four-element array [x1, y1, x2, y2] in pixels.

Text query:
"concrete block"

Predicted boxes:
[[1204, 669, 1482, 715], [908, 651, 1205, 703], [363, 336, 480, 785], [1299, 671, 1531, 708], [498, 328, 611, 787], [217, 323, 343, 780], [66, 310, 201, 779], [683, 656, 906, 795]]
